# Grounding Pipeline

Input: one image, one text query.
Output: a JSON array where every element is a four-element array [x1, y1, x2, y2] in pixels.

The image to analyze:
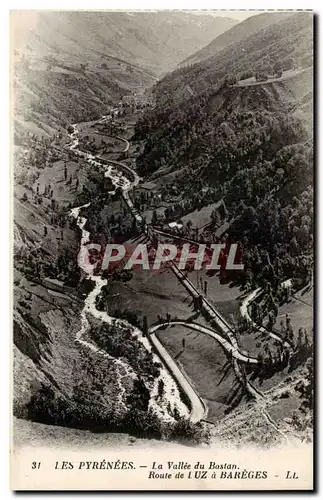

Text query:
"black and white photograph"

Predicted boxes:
[[10, 8, 314, 491]]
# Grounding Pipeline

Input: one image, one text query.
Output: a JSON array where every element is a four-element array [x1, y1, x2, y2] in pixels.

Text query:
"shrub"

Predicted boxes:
[[169, 417, 210, 445]]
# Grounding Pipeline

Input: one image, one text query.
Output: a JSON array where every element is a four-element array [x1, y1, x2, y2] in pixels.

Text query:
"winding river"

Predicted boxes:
[[67, 111, 275, 423], [68, 117, 191, 423]]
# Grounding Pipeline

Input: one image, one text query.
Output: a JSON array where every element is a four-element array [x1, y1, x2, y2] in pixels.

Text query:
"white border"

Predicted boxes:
[[2, 2, 320, 498]]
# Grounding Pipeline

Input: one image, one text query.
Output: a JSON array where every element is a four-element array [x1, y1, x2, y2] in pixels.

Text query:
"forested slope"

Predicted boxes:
[[179, 11, 294, 67], [158, 12, 312, 104], [134, 12, 313, 290], [11, 10, 236, 136]]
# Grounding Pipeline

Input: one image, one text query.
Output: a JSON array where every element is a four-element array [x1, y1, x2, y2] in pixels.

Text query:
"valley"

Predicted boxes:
[[12, 10, 313, 450]]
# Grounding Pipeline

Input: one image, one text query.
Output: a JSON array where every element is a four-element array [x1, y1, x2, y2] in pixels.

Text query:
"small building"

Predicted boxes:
[[281, 279, 293, 290], [168, 221, 183, 229], [122, 95, 137, 105]]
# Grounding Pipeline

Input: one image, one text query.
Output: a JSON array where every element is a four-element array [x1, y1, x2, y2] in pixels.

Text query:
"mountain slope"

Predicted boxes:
[[11, 10, 237, 135], [13, 56, 153, 136], [133, 11, 313, 297], [180, 11, 295, 67], [155, 12, 313, 105], [12, 11, 238, 76]]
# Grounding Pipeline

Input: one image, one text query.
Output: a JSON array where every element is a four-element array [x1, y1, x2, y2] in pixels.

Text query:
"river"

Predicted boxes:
[[68, 115, 190, 422]]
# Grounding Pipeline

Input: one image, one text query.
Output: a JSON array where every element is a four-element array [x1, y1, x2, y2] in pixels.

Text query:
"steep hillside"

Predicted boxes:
[[135, 12, 313, 177], [12, 107, 209, 444], [11, 10, 237, 135], [12, 45, 155, 136], [135, 68, 313, 179], [133, 11, 313, 293], [12, 11, 313, 446], [12, 11, 237, 76], [180, 11, 295, 67], [157, 12, 313, 105], [13, 60, 152, 136]]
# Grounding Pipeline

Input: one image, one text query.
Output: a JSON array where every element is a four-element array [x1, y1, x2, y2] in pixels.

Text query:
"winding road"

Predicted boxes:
[[233, 67, 309, 88], [240, 288, 292, 349], [67, 110, 267, 422], [149, 321, 257, 364]]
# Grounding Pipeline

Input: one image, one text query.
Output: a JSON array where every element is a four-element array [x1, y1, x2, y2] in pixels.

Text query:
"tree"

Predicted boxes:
[[211, 209, 220, 225], [131, 217, 137, 234], [257, 352, 264, 365], [256, 71, 268, 82], [295, 358, 313, 419], [170, 417, 210, 444], [115, 187, 123, 199], [220, 201, 228, 221], [157, 379, 165, 399], [273, 63, 283, 77], [151, 210, 158, 225], [296, 328, 303, 349], [142, 315, 148, 337], [186, 220, 193, 232], [267, 312, 275, 332], [225, 74, 238, 86], [80, 63, 88, 73]]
